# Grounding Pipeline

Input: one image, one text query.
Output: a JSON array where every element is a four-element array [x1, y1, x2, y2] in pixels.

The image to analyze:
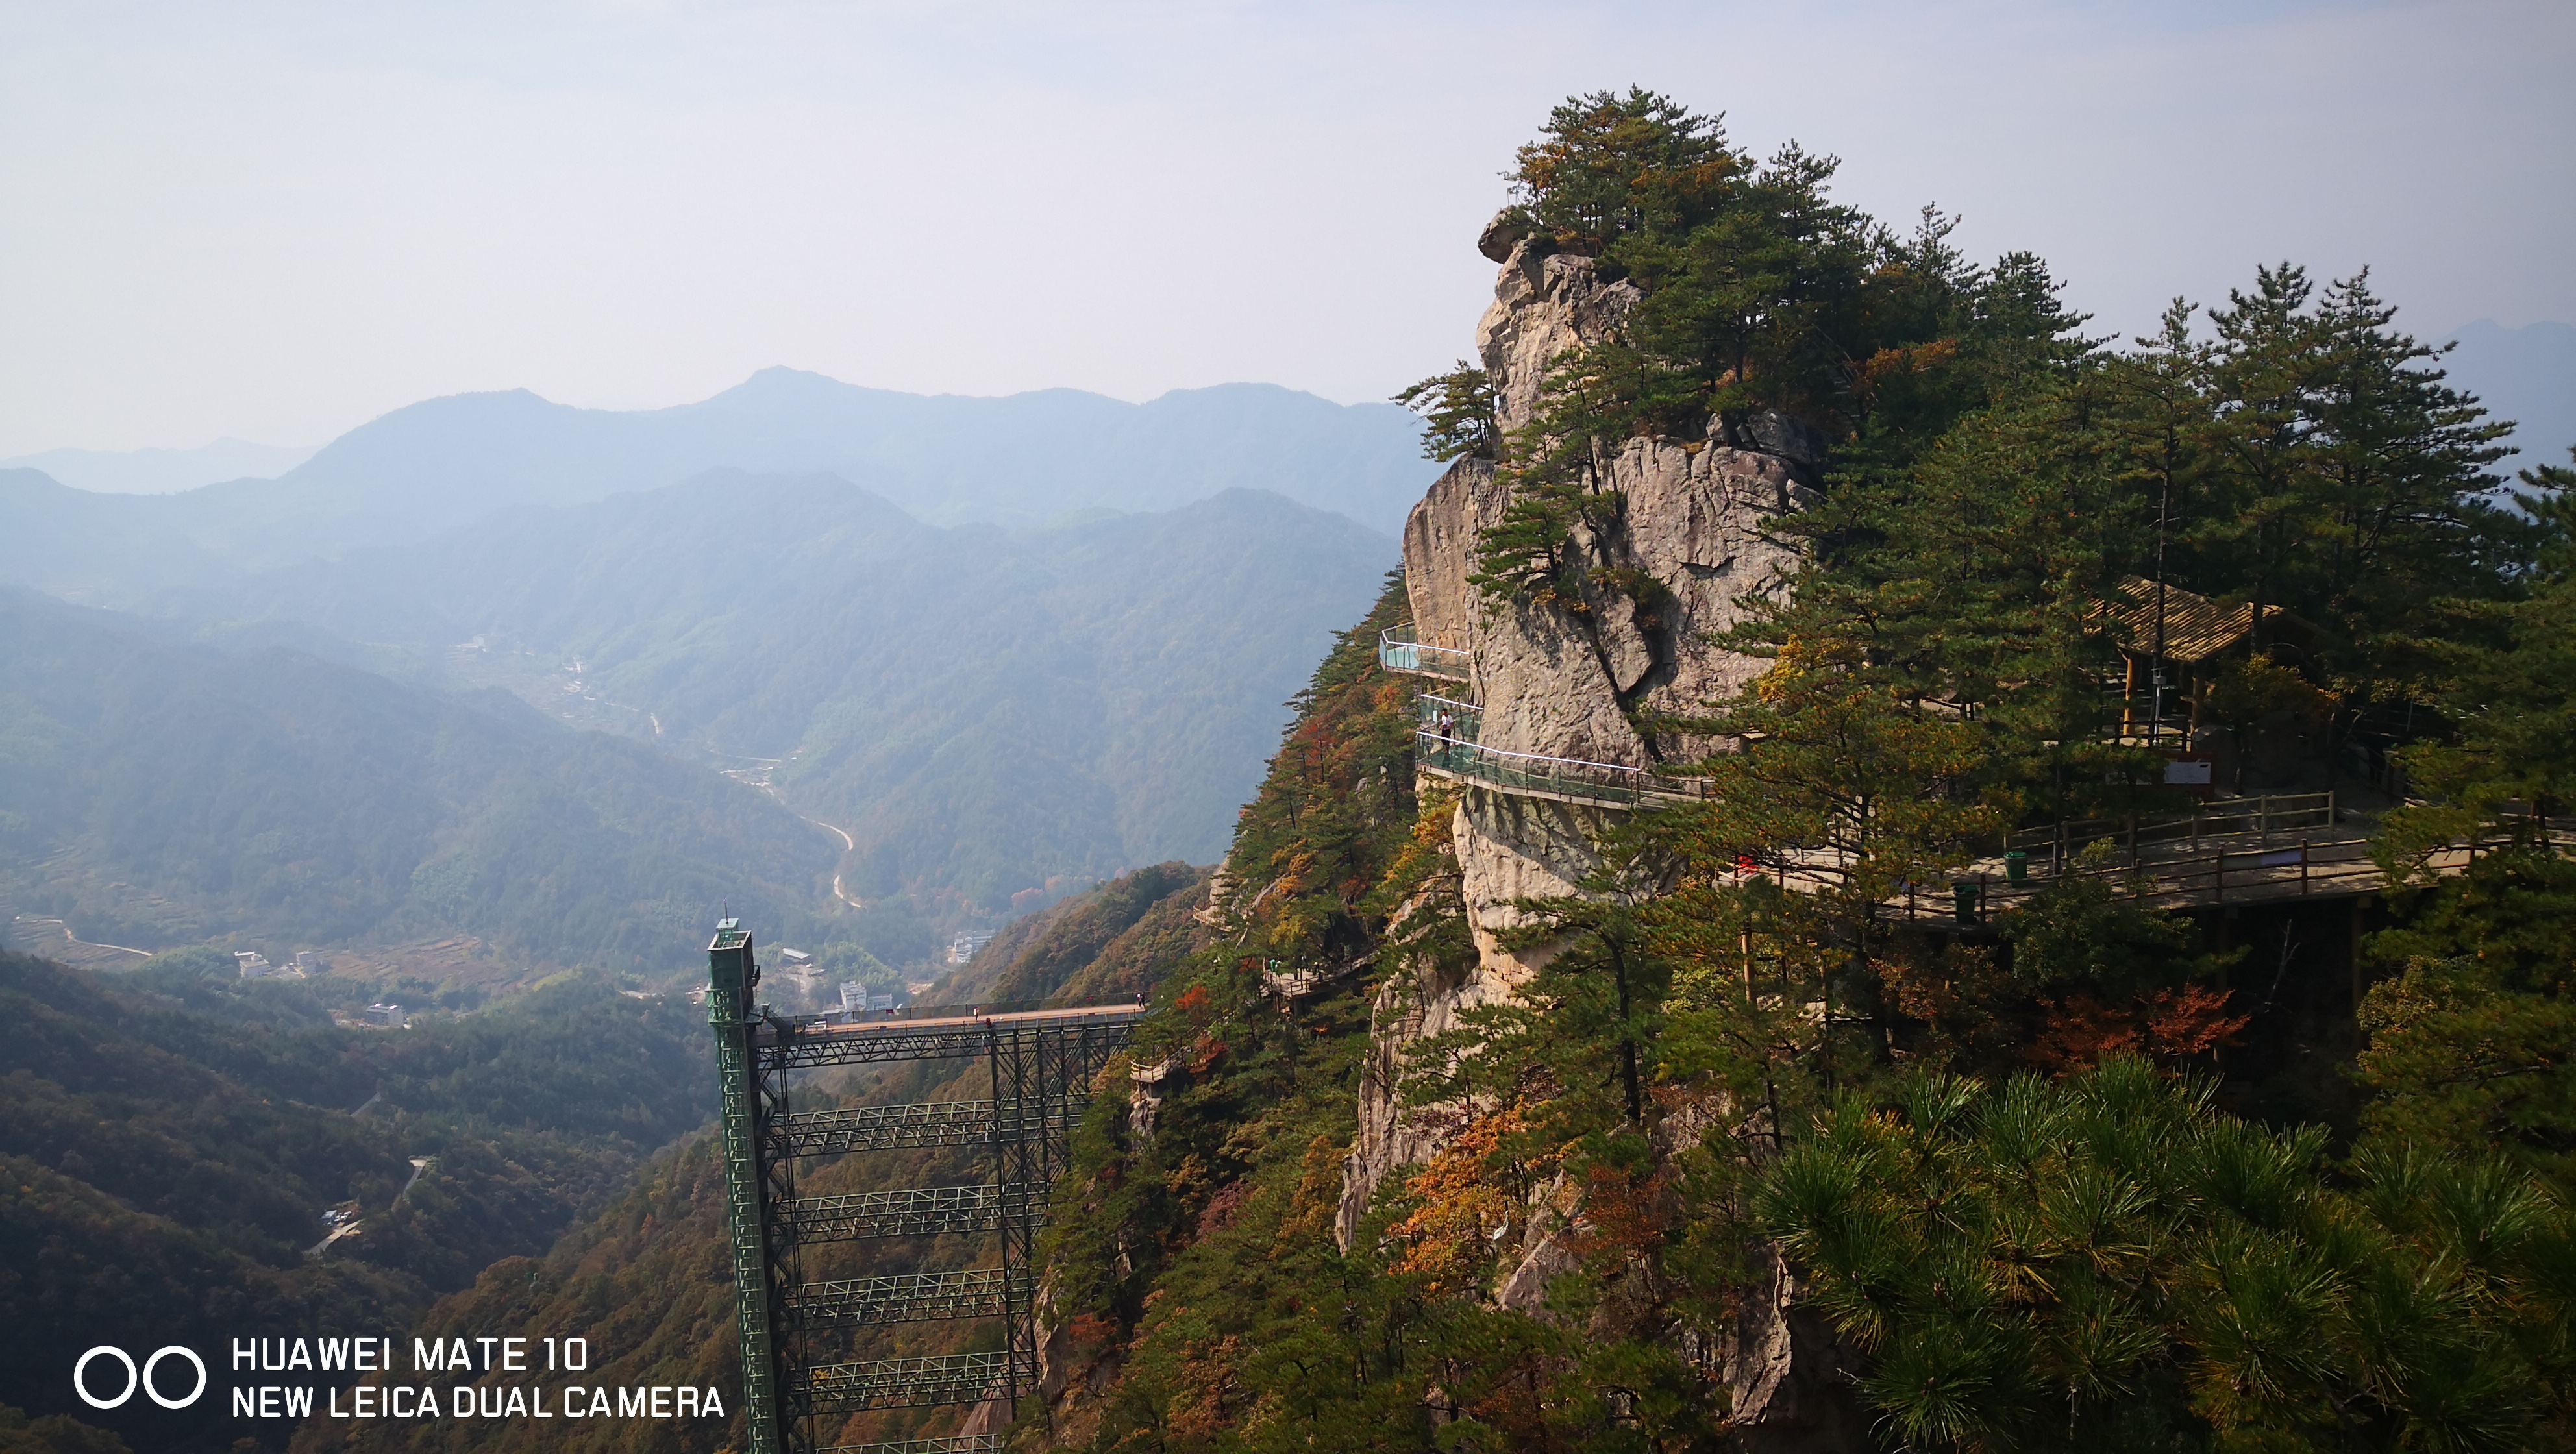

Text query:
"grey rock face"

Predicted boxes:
[[1344, 223, 1861, 1445], [1335, 789, 1618, 1250], [1404, 238, 1813, 774], [1354, 234, 1816, 1248], [1723, 1246, 1871, 1452], [1476, 208, 1530, 264]]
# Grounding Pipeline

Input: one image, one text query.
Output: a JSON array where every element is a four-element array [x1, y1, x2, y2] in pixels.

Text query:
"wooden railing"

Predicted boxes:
[[2006, 793, 2338, 867], [1894, 822, 2571, 924]]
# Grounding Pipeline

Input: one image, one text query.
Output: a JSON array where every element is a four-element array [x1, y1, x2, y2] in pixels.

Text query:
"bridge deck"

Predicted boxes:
[[799, 1002, 1148, 1036], [752, 1002, 1147, 1066]]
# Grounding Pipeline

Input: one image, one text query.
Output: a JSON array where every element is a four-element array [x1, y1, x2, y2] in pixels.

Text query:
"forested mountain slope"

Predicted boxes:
[[149, 481, 1395, 916], [1007, 91, 2576, 1453], [0, 951, 717, 1453], [0, 587, 836, 967]]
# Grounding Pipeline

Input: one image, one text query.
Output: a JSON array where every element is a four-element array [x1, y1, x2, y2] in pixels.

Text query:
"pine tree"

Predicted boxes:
[[1759, 1060, 2576, 1451]]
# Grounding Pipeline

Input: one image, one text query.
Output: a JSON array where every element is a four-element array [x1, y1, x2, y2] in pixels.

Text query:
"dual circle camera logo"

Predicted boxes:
[[74, 1346, 210, 1410]]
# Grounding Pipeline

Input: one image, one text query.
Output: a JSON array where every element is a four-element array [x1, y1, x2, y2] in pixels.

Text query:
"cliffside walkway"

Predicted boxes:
[[1418, 717, 2552, 917], [1885, 817, 2572, 925], [1383, 623, 2546, 917], [1380, 624, 1470, 682], [1417, 731, 1715, 808]]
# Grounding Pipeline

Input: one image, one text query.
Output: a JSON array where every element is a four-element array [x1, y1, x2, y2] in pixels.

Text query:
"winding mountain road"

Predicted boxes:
[[705, 746, 865, 911], [811, 818, 862, 909]]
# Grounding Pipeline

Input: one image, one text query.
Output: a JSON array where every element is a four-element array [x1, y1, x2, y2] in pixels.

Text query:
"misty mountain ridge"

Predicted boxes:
[[0, 585, 841, 970], [0, 436, 316, 494], [159, 472, 1396, 917], [0, 370, 1434, 606]]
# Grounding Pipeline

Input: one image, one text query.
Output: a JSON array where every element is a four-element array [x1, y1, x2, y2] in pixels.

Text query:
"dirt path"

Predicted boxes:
[[10, 914, 152, 964]]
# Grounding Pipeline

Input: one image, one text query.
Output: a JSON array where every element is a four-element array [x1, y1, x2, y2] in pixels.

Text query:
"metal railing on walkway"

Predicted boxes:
[[1380, 623, 1472, 682], [1415, 693, 1481, 742], [1415, 731, 1715, 807]]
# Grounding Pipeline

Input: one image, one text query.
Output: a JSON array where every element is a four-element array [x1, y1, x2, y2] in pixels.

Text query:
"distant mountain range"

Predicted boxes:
[[0, 471, 1392, 951], [159, 474, 1397, 918], [0, 587, 841, 968], [0, 437, 316, 494], [0, 368, 1413, 942], [0, 371, 1436, 607]]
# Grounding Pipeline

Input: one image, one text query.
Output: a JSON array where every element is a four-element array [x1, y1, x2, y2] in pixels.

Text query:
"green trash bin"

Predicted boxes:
[[2004, 850, 2028, 885], [1952, 880, 1979, 926]]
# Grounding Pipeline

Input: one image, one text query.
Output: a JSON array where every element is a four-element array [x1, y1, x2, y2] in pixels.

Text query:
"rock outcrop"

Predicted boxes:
[[1341, 221, 1857, 1446]]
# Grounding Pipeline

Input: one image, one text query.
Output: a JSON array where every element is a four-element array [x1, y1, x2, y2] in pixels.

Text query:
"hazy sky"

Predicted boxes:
[[3, 0, 2570, 457]]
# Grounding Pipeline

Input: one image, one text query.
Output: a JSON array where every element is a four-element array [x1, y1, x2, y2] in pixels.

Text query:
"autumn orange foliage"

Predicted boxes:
[[2028, 983, 2249, 1074], [1387, 1110, 1536, 1294]]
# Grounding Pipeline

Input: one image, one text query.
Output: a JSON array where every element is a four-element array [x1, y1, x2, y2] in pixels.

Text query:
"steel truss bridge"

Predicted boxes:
[[707, 920, 1144, 1454]]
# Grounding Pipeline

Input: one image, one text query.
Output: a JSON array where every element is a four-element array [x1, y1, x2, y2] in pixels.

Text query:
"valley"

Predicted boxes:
[[1, 61, 2570, 1454]]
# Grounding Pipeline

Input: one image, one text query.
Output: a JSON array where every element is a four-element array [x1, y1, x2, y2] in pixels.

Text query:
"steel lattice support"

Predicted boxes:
[[709, 921, 1141, 1454], [777, 1183, 1038, 1244], [709, 920, 799, 1454]]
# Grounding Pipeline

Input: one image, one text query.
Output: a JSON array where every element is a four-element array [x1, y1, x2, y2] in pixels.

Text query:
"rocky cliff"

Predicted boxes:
[[1337, 222, 1854, 1444]]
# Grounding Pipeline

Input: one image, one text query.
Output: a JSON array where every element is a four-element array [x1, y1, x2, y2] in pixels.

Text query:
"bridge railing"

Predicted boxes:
[[1415, 692, 1481, 743], [781, 995, 1146, 1026], [1381, 623, 1472, 682], [2005, 792, 2338, 864], [1890, 837, 2370, 921], [1415, 731, 1716, 806], [1890, 820, 2573, 924]]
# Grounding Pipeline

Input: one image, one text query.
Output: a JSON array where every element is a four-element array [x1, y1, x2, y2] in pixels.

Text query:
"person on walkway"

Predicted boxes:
[[1435, 709, 1455, 761]]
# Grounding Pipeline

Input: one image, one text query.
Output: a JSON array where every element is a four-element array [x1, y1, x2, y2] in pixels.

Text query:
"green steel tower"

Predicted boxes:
[[707, 919, 1144, 1454], [708, 918, 792, 1454]]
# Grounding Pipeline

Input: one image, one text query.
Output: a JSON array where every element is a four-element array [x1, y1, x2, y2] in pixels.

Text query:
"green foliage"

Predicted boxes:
[[1393, 363, 1497, 462], [967, 861, 1209, 1004], [2353, 458, 2576, 1197], [0, 949, 716, 1449], [1409, 893, 1666, 1165], [0, 1405, 130, 1454], [2001, 866, 2227, 1002], [2194, 268, 2519, 687], [2359, 850, 2576, 1195], [1507, 87, 1736, 256], [1761, 1061, 2576, 1451], [2378, 458, 2576, 868], [1183, 573, 1424, 974], [1034, 578, 1550, 1448], [1500, 95, 2090, 467], [814, 939, 894, 989]]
